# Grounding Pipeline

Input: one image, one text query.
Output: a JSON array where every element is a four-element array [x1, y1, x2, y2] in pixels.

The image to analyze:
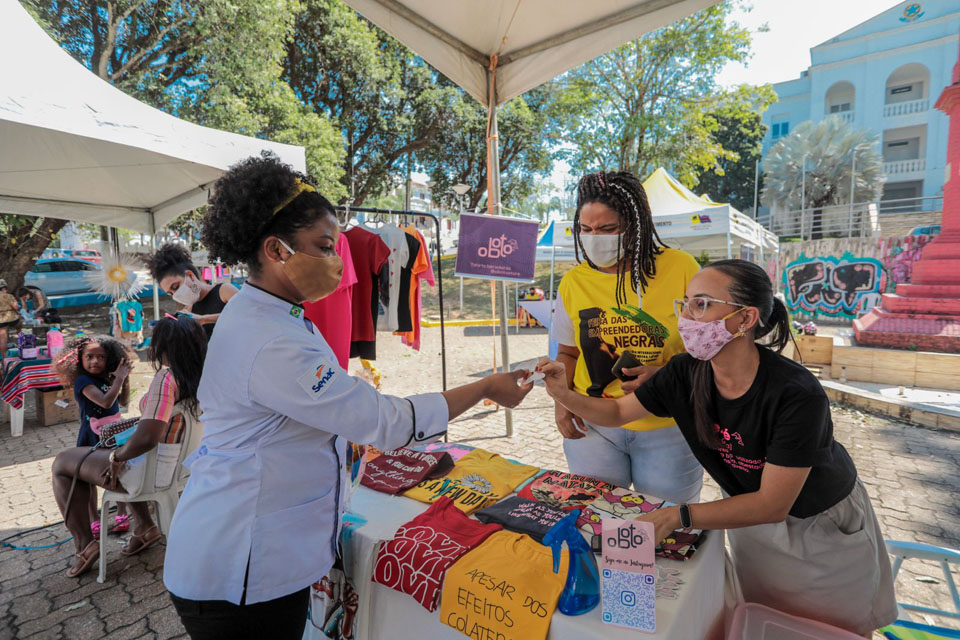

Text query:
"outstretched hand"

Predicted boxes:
[[483, 370, 534, 408], [535, 358, 568, 399]]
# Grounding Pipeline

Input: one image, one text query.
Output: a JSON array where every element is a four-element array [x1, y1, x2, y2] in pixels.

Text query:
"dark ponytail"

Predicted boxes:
[[690, 259, 796, 447]]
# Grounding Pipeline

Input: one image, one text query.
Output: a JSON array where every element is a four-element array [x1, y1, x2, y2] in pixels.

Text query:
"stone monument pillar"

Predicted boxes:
[[854, 30, 960, 352]]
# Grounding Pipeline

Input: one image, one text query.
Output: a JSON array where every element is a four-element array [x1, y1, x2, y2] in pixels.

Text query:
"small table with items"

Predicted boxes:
[[1, 356, 60, 436], [304, 444, 724, 640]]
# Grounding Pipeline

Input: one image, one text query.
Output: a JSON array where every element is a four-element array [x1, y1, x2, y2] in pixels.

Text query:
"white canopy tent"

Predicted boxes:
[[343, 0, 720, 434], [643, 168, 779, 262], [0, 0, 306, 235]]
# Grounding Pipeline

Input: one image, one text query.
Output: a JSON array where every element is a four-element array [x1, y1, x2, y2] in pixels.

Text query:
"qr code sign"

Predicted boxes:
[[601, 568, 656, 632]]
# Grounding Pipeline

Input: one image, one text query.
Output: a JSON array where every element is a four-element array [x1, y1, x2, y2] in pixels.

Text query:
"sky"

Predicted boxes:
[[716, 0, 904, 87]]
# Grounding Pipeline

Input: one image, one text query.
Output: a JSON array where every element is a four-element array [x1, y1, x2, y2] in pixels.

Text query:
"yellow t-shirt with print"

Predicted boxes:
[[557, 247, 699, 431]]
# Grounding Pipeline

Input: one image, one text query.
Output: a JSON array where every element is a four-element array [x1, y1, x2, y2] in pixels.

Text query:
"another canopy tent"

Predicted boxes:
[[0, 1, 306, 234], [643, 168, 779, 263]]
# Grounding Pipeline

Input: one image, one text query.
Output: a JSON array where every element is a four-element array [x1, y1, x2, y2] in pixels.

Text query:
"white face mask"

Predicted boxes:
[[580, 233, 622, 268], [171, 274, 201, 306]]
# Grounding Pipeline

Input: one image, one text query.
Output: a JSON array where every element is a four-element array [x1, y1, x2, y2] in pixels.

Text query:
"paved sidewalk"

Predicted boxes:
[[2, 327, 959, 638]]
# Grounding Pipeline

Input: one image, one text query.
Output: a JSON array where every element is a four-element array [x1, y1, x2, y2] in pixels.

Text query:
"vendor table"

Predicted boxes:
[[305, 485, 724, 640], [1, 357, 59, 437]]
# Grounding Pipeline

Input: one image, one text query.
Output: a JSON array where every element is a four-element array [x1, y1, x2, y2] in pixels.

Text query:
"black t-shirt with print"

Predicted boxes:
[[475, 496, 568, 542], [634, 348, 857, 518]]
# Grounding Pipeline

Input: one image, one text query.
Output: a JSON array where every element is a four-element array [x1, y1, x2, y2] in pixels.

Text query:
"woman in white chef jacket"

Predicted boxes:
[[163, 154, 534, 639]]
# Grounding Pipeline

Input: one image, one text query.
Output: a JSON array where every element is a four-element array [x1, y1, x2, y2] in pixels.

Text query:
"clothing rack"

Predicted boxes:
[[337, 206, 447, 393]]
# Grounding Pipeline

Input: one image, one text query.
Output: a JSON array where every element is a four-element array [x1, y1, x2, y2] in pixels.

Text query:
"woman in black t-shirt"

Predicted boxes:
[[538, 259, 896, 636], [145, 243, 238, 340]]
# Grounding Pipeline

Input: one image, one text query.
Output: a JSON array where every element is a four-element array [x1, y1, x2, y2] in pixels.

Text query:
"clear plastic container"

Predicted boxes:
[[728, 603, 864, 640]]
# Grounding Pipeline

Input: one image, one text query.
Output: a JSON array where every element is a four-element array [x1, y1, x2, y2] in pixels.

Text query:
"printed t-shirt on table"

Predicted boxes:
[[403, 448, 538, 514]]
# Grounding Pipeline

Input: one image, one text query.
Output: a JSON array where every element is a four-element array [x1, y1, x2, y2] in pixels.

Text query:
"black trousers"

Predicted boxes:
[[170, 588, 309, 640]]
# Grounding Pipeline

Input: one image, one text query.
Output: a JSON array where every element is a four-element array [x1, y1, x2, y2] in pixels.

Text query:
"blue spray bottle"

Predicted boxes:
[[543, 510, 600, 616]]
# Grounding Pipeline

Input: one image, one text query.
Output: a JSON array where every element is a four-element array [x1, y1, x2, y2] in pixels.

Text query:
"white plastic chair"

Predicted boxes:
[[97, 404, 203, 583]]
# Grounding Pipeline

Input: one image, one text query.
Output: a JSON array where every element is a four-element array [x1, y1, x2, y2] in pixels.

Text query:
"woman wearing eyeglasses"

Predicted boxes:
[[549, 171, 703, 504], [538, 259, 896, 636]]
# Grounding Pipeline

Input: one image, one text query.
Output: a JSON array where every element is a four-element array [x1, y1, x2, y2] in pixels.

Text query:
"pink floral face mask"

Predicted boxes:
[[677, 309, 745, 360]]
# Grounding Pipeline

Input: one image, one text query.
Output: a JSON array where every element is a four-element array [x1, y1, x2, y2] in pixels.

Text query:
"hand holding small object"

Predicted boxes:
[[519, 371, 544, 386]]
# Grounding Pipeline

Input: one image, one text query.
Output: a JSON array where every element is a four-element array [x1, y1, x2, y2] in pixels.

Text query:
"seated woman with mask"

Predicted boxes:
[[145, 244, 238, 339]]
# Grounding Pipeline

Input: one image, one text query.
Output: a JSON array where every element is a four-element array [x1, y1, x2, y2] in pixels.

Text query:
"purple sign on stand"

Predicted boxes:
[[454, 213, 539, 282]]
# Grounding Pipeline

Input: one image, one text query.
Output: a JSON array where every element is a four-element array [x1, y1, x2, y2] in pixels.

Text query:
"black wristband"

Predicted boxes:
[[679, 503, 692, 529]]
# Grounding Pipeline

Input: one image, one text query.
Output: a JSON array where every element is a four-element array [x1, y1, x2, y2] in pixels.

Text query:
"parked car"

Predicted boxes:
[[67, 249, 102, 264], [24, 258, 101, 295]]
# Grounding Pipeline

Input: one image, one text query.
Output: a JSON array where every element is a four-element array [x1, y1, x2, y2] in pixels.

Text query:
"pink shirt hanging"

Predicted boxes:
[[303, 233, 358, 369]]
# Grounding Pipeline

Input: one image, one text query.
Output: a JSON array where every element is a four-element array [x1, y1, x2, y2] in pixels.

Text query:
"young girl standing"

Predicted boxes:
[[54, 335, 134, 541]]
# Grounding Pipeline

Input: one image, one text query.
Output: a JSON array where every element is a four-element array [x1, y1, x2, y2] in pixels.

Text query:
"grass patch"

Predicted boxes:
[[421, 255, 576, 320]]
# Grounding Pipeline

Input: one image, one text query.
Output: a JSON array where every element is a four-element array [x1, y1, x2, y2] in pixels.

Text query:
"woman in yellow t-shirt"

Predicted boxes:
[[550, 171, 703, 503]]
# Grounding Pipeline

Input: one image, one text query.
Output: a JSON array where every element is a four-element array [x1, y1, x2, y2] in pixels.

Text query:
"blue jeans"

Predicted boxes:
[[562, 423, 703, 504]]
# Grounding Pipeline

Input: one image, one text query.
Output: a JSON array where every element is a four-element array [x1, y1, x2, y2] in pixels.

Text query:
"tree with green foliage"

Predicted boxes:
[[545, 1, 761, 186], [695, 85, 776, 213], [417, 87, 553, 213], [283, 0, 458, 205], [2, 0, 345, 288], [762, 116, 885, 239]]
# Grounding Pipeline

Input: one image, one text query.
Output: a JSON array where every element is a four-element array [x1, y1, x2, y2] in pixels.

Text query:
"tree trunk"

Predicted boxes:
[[0, 218, 68, 291]]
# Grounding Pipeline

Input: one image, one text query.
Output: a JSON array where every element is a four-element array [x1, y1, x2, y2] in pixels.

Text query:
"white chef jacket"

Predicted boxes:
[[163, 283, 448, 605]]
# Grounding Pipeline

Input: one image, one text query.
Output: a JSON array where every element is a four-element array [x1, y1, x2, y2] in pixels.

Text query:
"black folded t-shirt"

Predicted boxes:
[[634, 347, 857, 518], [474, 496, 568, 542]]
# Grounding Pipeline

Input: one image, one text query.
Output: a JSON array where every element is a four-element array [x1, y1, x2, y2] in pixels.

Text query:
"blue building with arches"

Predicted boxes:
[[762, 1, 960, 203]]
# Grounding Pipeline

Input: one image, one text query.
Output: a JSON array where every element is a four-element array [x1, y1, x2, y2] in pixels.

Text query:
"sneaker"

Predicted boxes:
[[110, 514, 130, 534], [90, 520, 100, 541]]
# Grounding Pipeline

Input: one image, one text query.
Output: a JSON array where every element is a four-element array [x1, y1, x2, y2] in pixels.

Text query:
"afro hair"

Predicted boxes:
[[201, 152, 337, 273], [144, 243, 199, 282]]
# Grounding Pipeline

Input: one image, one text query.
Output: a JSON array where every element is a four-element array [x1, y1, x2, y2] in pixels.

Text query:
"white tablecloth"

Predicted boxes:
[[305, 486, 724, 640]]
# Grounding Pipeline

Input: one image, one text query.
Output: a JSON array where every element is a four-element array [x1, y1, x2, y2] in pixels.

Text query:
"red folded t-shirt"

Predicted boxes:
[[361, 448, 454, 495], [372, 497, 502, 611]]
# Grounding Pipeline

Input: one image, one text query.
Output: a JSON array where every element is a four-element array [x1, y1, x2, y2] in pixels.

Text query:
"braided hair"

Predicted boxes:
[[574, 171, 665, 307]]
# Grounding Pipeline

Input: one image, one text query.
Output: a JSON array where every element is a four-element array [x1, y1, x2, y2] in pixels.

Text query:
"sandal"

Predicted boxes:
[[67, 540, 100, 578], [90, 520, 100, 541], [120, 525, 162, 556], [110, 514, 130, 534]]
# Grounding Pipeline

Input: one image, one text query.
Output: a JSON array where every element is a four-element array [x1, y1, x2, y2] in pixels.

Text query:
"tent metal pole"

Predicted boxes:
[[150, 217, 160, 322], [487, 68, 512, 437]]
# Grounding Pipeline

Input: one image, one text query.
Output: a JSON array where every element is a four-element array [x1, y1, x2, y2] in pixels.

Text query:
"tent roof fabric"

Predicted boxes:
[[343, 0, 719, 105], [642, 167, 725, 216], [0, 1, 306, 233]]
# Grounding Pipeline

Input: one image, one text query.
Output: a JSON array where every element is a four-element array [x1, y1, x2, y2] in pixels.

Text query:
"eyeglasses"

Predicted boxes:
[[674, 297, 749, 320]]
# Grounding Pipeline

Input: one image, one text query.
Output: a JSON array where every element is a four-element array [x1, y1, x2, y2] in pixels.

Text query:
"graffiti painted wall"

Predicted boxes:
[[778, 234, 934, 320]]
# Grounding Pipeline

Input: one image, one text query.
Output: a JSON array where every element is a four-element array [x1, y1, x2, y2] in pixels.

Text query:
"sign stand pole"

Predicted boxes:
[[486, 69, 512, 437]]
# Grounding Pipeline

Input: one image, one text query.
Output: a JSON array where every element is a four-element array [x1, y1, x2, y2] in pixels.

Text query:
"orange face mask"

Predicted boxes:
[[277, 238, 343, 303]]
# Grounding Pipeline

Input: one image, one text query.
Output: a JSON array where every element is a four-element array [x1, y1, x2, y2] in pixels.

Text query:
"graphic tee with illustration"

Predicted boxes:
[[553, 247, 699, 431], [403, 449, 539, 514], [576, 488, 664, 536], [516, 470, 614, 511]]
